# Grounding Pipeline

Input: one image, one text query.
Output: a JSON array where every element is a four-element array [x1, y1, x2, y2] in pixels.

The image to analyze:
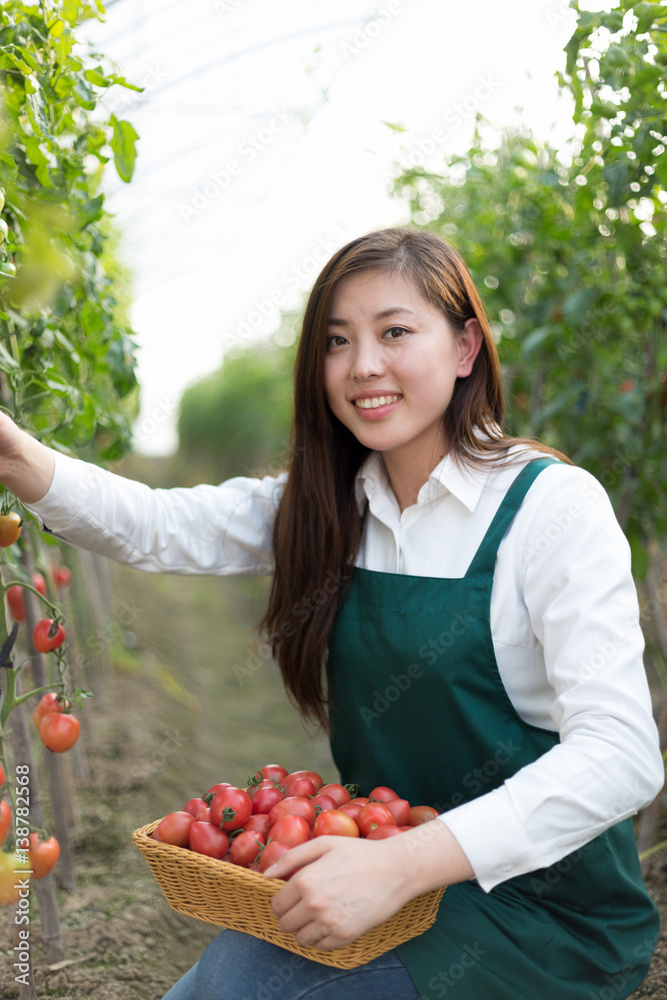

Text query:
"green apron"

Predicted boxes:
[[327, 458, 659, 1000]]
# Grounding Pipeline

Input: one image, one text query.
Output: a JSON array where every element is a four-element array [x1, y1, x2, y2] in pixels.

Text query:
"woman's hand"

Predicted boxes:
[[0, 412, 55, 504], [266, 820, 473, 951]]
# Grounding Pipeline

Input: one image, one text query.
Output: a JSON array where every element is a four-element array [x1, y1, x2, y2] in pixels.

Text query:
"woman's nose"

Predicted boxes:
[[350, 341, 384, 381]]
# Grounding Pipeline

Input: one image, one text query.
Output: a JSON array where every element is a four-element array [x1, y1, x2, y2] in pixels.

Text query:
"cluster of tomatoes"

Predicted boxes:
[[32, 693, 80, 754], [0, 764, 60, 906], [153, 763, 439, 875]]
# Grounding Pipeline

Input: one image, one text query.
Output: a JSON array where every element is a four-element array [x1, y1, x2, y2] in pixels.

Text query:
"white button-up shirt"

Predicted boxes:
[[25, 447, 664, 892]]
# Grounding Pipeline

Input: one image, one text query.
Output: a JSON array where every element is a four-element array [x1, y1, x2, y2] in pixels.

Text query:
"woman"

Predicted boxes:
[[1, 228, 662, 999]]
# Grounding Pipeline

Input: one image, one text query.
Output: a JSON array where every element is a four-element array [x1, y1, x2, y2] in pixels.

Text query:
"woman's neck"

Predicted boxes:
[[382, 442, 448, 514]]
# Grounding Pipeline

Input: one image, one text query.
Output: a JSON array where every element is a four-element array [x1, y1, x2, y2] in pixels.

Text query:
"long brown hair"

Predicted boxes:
[[261, 227, 569, 728]]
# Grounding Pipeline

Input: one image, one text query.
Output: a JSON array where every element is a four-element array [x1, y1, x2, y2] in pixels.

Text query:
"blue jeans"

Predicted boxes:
[[161, 930, 419, 1000]]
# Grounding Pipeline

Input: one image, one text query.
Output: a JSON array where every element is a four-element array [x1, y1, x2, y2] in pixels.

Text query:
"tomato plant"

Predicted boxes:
[[33, 619, 66, 653], [28, 833, 60, 879], [39, 713, 80, 753], [0, 511, 21, 547]]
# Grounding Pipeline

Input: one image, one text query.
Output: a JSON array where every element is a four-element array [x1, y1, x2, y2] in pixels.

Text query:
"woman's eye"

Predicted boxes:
[[384, 326, 408, 340], [326, 335, 347, 349]]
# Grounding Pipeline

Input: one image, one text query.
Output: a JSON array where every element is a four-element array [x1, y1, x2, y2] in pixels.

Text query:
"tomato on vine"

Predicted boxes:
[[39, 713, 80, 753], [0, 510, 21, 547], [7, 585, 25, 622], [33, 619, 66, 653], [28, 833, 60, 879], [54, 566, 72, 588], [32, 573, 47, 596], [33, 692, 70, 730], [0, 800, 11, 844], [0, 852, 31, 907]]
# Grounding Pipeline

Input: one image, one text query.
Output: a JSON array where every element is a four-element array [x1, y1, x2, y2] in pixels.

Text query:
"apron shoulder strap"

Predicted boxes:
[[465, 456, 561, 578]]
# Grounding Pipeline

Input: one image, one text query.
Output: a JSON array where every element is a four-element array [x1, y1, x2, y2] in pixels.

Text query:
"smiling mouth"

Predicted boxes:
[[353, 394, 401, 410]]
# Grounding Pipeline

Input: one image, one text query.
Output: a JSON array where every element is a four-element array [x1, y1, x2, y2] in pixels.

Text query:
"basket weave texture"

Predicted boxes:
[[132, 819, 446, 969]]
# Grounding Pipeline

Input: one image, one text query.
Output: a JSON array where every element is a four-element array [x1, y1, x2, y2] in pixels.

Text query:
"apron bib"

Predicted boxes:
[[327, 458, 658, 1000]]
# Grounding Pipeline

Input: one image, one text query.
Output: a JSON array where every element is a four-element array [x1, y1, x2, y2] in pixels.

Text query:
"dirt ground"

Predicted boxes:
[[1, 558, 666, 999]]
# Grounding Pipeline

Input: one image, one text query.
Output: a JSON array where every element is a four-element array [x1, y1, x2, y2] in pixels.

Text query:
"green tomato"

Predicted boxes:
[[0, 189, 5, 212], [0, 261, 16, 278], [0, 219, 7, 246]]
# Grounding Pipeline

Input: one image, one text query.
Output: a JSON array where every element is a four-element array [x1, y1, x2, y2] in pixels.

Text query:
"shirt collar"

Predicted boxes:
[[355, 449, 493, 516]]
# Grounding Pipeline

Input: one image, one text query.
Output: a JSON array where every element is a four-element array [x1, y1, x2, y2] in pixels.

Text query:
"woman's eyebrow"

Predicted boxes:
[[328, 307, 417, 327]]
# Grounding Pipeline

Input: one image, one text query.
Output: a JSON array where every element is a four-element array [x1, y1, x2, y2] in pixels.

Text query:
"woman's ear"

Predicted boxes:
[[456, 318, 484, 377]]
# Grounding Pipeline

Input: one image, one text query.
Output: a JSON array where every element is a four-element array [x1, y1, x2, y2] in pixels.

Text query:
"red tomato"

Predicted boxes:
[[32, 573, 47, 596], [259, 840, 290, 873], [230, 831, 265, 868], [157, 811, 194, 847], [409, 806, 440, 826], [313, 809, 360, 838], [268, 815, 311, 848], [189, 821, 229, 859], [310, 793, 337, 813], [252, 764, 288, 784], [252, 786, 285, 815], [33, 619, 66, 653], [0, 764, 4, 784], [7, 585, 25, 622], [28, 833, 60, 879], [33, 692, 69, 730], [284, 770, 323, 791], [209, 787, 252, 831], [385, 798, 411, 826], [268, 796, 316, 828], [349, 797, 369, 807], [151, 829, 164, 842], [368, 786, 399, 803], [339, 802, 363, 822], [183, 797, 207, 818], [206, 782, 233, 797], [243, 814, 271, 840], [194, 807, 211, 822], [54, 566, 72, 588], [247, 778, 279, 799], [0, 801, 11, 844], [39, 713, 80, 753], [365, 824, 403, 840], [357, 803, 395, 837], [284, 777, 316, 798], [318, 783, 351, 806]]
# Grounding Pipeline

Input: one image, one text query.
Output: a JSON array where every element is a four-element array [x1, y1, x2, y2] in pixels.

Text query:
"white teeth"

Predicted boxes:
[[354, 395, 400, 409]]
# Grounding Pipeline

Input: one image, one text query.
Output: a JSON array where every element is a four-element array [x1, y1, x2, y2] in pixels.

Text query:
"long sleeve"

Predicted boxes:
[[439, 465, 664, 891], [23, 450, 283, 576]]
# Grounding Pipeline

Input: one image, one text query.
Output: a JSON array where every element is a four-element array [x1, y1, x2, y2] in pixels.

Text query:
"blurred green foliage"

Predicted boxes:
[[0, 0, 142, 461], [390, 0, 667, 574]]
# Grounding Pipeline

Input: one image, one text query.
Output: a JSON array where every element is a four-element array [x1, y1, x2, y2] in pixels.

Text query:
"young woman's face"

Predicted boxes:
[[324, 269, 481, 467]]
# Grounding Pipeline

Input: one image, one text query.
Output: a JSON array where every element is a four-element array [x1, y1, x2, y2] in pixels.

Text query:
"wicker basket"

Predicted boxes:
[[132, 819, 446, 969]]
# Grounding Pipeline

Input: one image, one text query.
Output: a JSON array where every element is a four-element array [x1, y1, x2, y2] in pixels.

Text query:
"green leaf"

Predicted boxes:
[[73, 75, 96, 111], [382, 120, 407, 133], [84, 65, 110, 87], [628, 531, 649, 580], [520, 325, 556, 358], [77, 195, 104, 229], [109, 117, 140, 183]]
